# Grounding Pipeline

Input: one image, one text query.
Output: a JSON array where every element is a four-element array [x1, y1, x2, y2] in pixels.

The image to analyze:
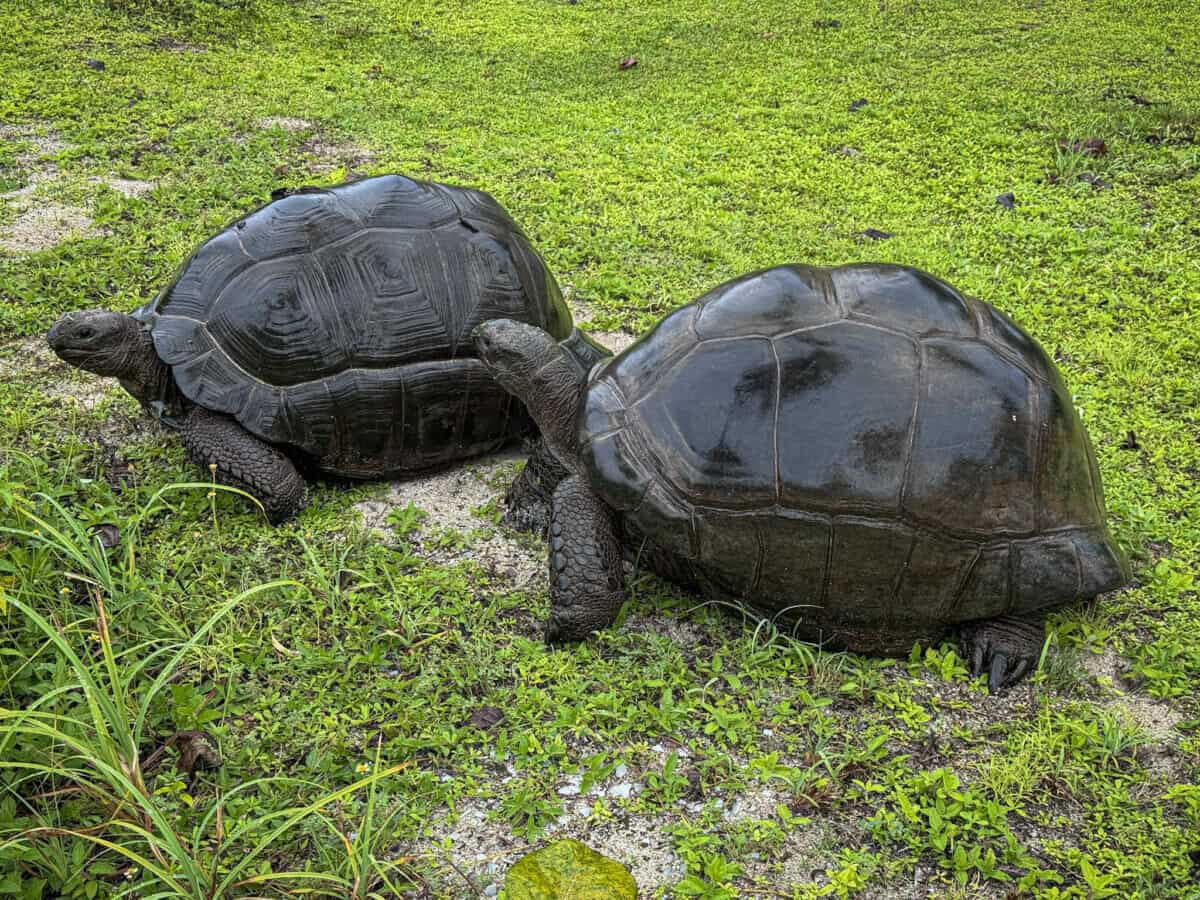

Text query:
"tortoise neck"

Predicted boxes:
[[511, 342, 589, 475], [118, 328, 176, 411]]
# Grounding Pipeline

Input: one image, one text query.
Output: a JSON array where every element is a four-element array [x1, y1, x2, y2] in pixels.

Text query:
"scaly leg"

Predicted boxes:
[[504, 438, 569, 535], [545, 475, 625, 642], [179, 408, 308, 524]]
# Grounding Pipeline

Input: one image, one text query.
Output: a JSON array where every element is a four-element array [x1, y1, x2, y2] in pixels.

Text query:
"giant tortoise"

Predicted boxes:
[[47, 174, 605, 522], [472, 263, 1131, 690]]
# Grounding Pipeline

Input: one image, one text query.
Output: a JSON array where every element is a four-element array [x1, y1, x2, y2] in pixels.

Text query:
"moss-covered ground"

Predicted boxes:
[[1, 0, 1197, 896]]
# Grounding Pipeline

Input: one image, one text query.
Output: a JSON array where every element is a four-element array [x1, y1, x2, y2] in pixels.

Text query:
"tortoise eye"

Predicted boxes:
[[78, 327, 95, 339]]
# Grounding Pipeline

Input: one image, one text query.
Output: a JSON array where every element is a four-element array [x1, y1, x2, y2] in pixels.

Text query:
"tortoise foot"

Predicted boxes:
[[504, 439, 569, 536], [502, 497, 550, 536], [960, 615, 1046, 693]]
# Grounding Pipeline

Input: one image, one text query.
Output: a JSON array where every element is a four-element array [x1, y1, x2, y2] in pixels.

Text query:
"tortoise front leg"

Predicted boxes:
[[504, 438, 569, 536], [545, 475, 625, 643], [959, 614, 1047, 693], [179, 407, 308, 524]]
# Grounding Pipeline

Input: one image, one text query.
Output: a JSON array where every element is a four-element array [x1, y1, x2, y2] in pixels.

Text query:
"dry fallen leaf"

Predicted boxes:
[[465, 706, 505, 730], [90, 523, 120, 550], [175, 731, 222, 777], [271, 633, 300, 657]]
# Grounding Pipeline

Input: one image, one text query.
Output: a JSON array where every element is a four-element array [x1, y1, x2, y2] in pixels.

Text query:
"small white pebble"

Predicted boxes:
[[608, 781, 642, 800]]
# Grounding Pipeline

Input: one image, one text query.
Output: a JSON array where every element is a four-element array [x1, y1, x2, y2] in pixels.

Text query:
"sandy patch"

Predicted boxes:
[[94, 177, 154, 198], [0, 203, 101, 253], [418, 789, 686, 894], [773, 820, 840, 886], [0, 337, 61, 380], [0, 124, 153, 253], [0, 336, 160, 451], [1115, 693, 1183, 742], [353, 450, 544, 587], [581, 815, 688, 889], [624, 610, 709, 649], [1081, 646, 1126, 683], [1, 124, 69, 199], [4, 331, 130, 411], [565, 288, 637, 355], [1081, 648, 1183, 742], [256, 116, 315, 133], [299, 133, 376, 177], [0, 124, 69, 160]]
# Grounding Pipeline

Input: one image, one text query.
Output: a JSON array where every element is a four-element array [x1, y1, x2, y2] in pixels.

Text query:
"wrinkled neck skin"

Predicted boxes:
[[113, 328, 182, 421], [500, 343, 588, 478]]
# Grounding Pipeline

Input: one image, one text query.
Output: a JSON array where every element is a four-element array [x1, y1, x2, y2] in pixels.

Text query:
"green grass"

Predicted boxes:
[[1, 0, 1198, 896]]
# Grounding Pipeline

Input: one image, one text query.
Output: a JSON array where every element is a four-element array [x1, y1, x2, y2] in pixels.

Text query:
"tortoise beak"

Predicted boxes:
[[471, 323, 495, 357], [47, 312, 78, 349]]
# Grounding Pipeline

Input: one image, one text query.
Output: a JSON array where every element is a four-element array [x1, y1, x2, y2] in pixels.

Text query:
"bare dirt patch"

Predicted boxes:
[[153, 35, 206, 53], [256, 116, 315, 133], [0, 203, 101, 253], [353, 450, 544, 587], [565, 288, 637, 354], [299, 133, 375, 177], [0, 124, 154, 253]]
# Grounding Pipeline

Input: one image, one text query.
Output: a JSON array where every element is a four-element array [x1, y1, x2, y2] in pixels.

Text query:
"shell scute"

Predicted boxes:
[[775, 322, 918, 516], [693, 265, 840, 339], [832, 264, 976, 337], [635, 337, 777, 509], [904, 338, 1038, 536], [236, 190, 362, 260], [331, 175, 458, 229]]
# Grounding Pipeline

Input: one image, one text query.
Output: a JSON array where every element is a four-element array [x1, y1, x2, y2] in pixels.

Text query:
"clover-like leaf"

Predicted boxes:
[[504, 839, 637, 899]]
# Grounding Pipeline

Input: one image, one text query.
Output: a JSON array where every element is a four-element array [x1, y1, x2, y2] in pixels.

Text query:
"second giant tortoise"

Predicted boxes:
[[473, 263, 1131, 690]]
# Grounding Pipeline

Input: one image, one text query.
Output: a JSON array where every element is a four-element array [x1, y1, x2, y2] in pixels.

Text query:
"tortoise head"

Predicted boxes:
[[47, 310, 147, 378], [473, 318, 587, 469], [472, 319, 561, 399]]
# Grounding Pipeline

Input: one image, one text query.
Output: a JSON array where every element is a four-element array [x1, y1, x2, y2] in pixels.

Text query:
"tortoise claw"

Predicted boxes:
[[971, 639, 986, 679], [988, 653, 1009, 693], [960, 615, 1045, 693]]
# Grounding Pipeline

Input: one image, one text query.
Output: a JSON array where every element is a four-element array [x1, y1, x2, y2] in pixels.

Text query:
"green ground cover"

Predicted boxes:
[[0, 0, 1197, 896]]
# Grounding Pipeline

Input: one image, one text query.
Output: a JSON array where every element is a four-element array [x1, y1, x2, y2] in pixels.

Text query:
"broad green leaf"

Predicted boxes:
[[504, 840, 637, 900]]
